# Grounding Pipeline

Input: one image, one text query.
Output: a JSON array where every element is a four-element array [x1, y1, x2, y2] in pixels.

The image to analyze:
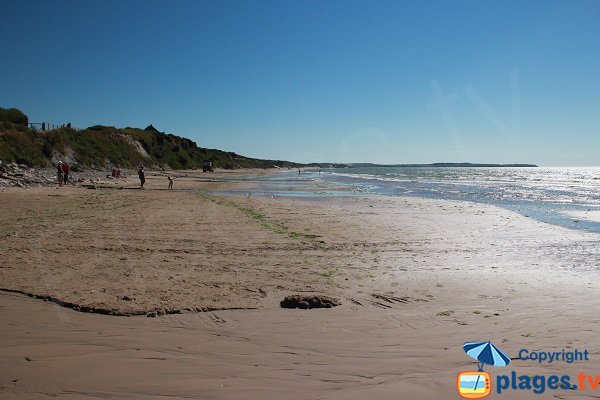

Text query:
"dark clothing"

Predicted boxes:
[[138, 168, 145, 187], [57, 165, 63, 183]]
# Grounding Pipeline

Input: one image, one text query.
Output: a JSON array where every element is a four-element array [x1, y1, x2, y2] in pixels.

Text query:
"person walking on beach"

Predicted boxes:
[[168, 176, 174, 190], [57, 161, 64, 186], [138, 165, 145, 189], [62, 161, 70, 185]]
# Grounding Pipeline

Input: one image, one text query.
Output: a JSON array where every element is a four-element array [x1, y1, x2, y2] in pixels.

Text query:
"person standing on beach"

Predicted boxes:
[[57, 161, 64, 186], [168, 176, 174, 190], [62, 161, 70, 185], [138, 165, 145, 188]]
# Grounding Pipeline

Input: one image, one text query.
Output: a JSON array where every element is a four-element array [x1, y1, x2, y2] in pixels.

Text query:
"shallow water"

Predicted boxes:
[[316, 166, 600, 234], [203, 167, 600, 234]]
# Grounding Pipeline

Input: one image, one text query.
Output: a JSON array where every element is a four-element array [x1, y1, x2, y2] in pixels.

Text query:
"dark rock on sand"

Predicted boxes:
[[280, 295, 341, 309]]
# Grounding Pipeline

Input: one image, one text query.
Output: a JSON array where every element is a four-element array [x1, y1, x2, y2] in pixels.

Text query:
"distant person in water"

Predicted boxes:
[[57, 161, 64, 186], [168, 176, 174, 190], [138, 165, 145, 188]]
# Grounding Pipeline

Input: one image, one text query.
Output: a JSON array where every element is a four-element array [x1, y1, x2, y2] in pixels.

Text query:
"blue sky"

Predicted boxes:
[[2, 0, 599, 165]]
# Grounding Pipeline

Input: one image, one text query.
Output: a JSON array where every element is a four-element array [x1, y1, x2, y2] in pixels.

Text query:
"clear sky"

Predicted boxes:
[[2, 0, 599, 165]]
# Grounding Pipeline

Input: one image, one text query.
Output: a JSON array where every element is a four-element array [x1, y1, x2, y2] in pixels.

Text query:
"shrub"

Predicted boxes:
[[0, 108, 28, 126], [0, 131, 47, 166]]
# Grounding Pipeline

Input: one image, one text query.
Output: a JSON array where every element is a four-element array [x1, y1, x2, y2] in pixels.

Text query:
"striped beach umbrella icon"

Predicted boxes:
[[463, 341, 511, 370]]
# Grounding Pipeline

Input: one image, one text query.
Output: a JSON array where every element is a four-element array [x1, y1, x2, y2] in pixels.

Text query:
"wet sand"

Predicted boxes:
[[1, 170, 600, 399]]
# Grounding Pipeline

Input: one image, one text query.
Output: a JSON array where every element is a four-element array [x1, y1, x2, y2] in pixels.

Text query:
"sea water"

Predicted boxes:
[[316, 166, 600, 234]]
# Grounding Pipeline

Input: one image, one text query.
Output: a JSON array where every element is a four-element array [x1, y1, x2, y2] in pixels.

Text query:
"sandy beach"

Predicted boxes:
[[4, 1, 599, 398], [1, 170, 600, 399]]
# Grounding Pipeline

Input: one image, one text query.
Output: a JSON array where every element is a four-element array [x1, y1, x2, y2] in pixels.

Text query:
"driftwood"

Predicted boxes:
[[80, 183, 123, 190], [0, 173, 20, 182], [0, 172, 48, 186]]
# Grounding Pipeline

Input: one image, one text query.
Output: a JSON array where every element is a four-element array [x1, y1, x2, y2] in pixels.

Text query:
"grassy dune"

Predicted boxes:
[[0, 108, 302, 170]]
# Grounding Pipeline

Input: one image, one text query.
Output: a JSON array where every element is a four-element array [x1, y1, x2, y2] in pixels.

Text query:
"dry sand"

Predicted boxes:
[[1, 170, 600, 399]]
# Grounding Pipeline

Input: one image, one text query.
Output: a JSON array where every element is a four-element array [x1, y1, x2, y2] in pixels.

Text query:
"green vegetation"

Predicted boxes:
[[0, 107, 28, 126], [436, 310, 453, 317], [0, 129, 48, 166], [209, 196, 323, 242], [0, 108, 305, 169]]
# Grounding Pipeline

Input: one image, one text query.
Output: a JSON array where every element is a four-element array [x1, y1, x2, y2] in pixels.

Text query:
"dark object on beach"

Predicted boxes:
[[280, 294, 341, 309], [203, 160, 214, 172], [138, 165, 145, 188]]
